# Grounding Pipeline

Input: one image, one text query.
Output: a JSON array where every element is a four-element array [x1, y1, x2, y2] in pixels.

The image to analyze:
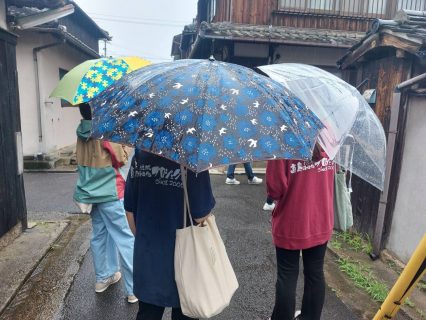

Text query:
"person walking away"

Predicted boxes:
[[124, 150, 216, 320], [266, 145, 334, 320], [73, 103, 137, 303], [225, 162, 262, 185]]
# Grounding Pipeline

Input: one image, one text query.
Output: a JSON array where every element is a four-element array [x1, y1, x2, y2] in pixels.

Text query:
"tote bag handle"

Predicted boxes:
[[180, 165, 194, 228]]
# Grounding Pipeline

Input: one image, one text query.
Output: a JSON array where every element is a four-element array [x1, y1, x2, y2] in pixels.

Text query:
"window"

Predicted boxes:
[[59, 68, 72, 107], [207, 0, 216, 22], [278, 0, 396, 16], [367, 0, 387, 15], [397, 0, 426, 11], [279, 0, 334, 11]]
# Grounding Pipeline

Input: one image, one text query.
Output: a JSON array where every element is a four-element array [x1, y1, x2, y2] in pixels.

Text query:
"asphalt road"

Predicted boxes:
[[24, 172, 358, 320]]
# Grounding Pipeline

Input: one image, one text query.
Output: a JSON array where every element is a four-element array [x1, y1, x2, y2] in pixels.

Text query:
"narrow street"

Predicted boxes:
[[25, 172, 358, 320]]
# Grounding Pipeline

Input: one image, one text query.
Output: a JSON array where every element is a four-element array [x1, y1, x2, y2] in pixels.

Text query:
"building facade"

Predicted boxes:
[[172, 0, 425, 73], [339, 9, 426, 262], [7, 1, 110, 164], [0, 0, 26, 244]]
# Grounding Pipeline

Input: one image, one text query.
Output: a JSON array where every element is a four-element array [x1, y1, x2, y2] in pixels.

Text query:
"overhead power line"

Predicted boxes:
[[88, 12, 189, 25], [91, 16, 187, 28]]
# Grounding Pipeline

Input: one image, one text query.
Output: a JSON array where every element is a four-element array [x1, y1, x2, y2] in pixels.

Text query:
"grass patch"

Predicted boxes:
[[416, 308, 426, 319], [335, 231, 373, 254], [405, 298, 415, 308], [337, 257, 389, 302], [417, 280, 426, 292], [330, 238, 342, 250]]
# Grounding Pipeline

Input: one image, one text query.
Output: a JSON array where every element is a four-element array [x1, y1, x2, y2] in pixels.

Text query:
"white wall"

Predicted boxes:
[[0, 0, 6, 29], [387, 96, 426, 263], [16, 31, 92, 156]]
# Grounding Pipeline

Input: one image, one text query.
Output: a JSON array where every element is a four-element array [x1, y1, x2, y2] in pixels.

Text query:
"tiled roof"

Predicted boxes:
[[199, 21, 365, 48], [338, 9, 426, 67], [7, 2, 110, 39], [370, 9, 426, 45]]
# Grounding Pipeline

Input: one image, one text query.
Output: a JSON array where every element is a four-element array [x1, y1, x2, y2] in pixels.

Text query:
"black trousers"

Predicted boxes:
[[136, 301, 198, 320], [271, 243, 327, 320]]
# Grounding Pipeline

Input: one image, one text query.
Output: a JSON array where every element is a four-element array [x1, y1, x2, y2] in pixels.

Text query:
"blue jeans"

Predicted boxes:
[[91, 200, 135, 295], [227, 163, 254, 180]]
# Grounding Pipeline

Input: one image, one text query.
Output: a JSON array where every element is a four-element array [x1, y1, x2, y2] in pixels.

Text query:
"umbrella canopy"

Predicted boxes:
[[258, 63, 386, 190], [50, 56, 150, 105], [89, 59, 324, 172]]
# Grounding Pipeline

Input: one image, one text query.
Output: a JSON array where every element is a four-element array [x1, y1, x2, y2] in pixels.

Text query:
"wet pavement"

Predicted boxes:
[[23, 172, 358, 320]]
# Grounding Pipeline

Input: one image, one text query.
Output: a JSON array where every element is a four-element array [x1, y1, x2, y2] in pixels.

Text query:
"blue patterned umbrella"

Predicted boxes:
[[89, 58, 323, 172]]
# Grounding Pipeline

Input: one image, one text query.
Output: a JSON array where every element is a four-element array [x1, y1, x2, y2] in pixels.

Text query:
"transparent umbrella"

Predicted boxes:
[[258, 63, 386, 190]]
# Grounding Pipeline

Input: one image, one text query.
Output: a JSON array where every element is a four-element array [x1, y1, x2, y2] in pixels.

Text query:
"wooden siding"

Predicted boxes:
[[214, 0, 277, 24], [0, 29, 27, 238], [213, 0, 374, 32], [212, 0, 426, 32], [271, 13, 372, 31], [343, 55, 412, 238]]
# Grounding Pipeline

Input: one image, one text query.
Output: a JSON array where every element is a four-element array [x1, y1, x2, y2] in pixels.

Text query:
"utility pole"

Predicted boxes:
[[103, 39, 107, 57]]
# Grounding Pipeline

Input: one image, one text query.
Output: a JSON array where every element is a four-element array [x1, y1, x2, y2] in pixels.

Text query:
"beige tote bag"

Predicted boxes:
[[175, 166, 239, 319]]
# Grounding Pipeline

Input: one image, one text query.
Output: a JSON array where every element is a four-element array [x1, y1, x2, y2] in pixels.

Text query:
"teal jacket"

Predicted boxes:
[[74, 120, 128, 204]]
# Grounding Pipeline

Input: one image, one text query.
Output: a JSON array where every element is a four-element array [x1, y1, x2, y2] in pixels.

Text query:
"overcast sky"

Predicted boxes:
[[75, 0, 198, 62]]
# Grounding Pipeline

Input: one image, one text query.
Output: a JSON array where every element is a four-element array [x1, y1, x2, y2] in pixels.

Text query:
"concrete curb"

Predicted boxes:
[[326, 245, 416, 320], [0, 216, 91, 320], [0, 221, 69, 317], [24, 168, 78, 173]]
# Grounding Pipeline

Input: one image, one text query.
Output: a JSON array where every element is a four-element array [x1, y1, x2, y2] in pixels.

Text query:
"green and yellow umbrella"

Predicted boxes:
[[50, 56, 150, 105]]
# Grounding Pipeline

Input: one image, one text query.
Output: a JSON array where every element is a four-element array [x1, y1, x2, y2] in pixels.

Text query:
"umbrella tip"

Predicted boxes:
[[208, 55, 215, 62]]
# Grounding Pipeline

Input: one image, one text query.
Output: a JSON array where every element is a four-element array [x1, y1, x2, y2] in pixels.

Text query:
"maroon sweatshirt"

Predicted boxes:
[[266, 153, 334, 250]]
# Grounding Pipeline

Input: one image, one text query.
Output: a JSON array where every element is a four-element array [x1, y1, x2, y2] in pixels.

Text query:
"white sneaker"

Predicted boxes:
[[225, 177, 240, 185], [294, 310, 301, 319], [127, 295, 138, 304], [248, 176, 263, 184], [95, 271, 121, 293], [263, 202, 275, 211]]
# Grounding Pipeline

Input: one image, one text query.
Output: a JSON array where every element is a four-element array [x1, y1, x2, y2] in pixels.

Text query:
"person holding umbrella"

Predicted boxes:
[[124, 149, 216, 319], [73, 103, 137, 303], [83, 57, 327, 318], [266, 144, 334, 320]]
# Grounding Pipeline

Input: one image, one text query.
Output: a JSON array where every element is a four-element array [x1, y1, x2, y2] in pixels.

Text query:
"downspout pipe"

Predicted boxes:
[[395, 72, 426, 92], [371, 72, 426, 259], [33, 40, 64, 155]]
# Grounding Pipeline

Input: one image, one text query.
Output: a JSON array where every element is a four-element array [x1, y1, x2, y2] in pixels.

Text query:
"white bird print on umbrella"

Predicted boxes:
[[173, 83, 183, 89], [180, 98, 189, 105], [219, 128, 227, 136], [251, 119, 258, 125], [230, 89, 239, 95], [165, 113, 171, 119], [280, 125, 288, 132], [248, 139, 257, 148], [220, 104, 227, 110], [149, 93, 156, 98], [253, 101, 260, 108], [128, 111, 138, 117], [186, 128, 196, 134]]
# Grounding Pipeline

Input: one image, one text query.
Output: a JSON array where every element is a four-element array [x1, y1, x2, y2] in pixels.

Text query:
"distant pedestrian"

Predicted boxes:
[[73, 103, 136, 303], [266, 144, 334, 320], [263, 196, 275, 211], [225, 162, 263, 185], [124, 150, 216, 320]]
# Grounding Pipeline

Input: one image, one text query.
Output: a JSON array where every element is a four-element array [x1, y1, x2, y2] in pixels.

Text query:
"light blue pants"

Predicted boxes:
[[91, 200, 135, 295]]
